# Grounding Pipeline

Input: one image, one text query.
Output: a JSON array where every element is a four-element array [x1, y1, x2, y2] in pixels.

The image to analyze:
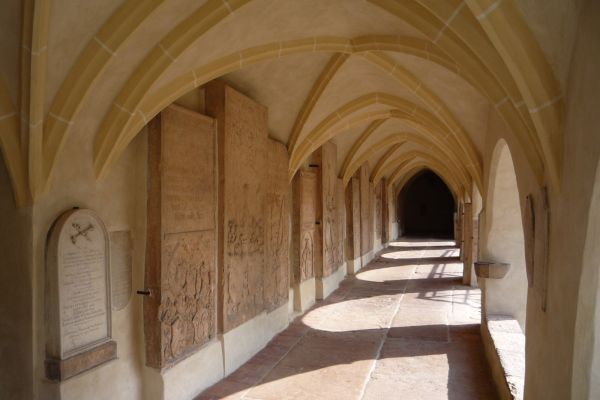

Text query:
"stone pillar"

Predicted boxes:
[[462, 202, 473, 285]]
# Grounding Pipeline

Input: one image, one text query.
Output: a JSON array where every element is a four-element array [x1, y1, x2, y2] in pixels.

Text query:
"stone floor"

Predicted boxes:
[[197, 239, 498, 400]]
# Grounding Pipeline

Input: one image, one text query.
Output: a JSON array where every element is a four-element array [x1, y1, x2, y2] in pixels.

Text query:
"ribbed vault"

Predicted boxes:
[[0, 0, 564, 207]]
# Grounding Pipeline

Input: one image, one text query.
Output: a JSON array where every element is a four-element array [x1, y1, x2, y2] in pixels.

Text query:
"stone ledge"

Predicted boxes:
[[482, 315, 525, 400], [45, 340, 117, 381]]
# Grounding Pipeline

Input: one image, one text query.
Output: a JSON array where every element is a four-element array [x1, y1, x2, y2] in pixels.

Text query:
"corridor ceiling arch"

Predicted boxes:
[[0, 0, 563, 208]]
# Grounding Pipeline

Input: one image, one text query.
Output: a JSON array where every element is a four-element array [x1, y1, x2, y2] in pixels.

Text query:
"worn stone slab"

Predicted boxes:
[[345, 174, 361, 262], [294, 170, 318, 283], [206, 82, 267, 332], [375, 180, 383, 241], [264, 139, 290, 312], [320, 142, 339, 278], [146, 105, 217, 368], [360, 164, 372, 256], [46, 208, 112, 360], [110, 230, 132, 311]]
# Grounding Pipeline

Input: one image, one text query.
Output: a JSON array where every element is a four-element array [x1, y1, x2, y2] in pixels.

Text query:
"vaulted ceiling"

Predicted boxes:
[[0, 0, 576, 206]]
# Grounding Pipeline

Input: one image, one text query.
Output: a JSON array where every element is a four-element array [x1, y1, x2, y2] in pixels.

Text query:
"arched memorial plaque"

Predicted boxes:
[[45, 208, 116, 381]]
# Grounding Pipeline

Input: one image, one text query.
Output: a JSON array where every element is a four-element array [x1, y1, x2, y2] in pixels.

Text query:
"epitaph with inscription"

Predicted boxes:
[[145, 105, 217, 368], [45, 208, 116, 381], [206, 82, 267, 333]]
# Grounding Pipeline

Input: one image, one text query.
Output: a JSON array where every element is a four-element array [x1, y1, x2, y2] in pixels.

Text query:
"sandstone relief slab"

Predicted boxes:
[[375, 181, 383, 241], [335, 178, 345, 267], [346, 175, 361, 260], [145, 105, 217, 368], [294, 170, 318, 283], [45, 208, 116, 380], [321, 142, 338, 278], [110, 230, 132, 311], [264, 139, 290, 312], [360, 164, 372, 255], [207, 82, 267, 332], [381, 179, 389, 243]]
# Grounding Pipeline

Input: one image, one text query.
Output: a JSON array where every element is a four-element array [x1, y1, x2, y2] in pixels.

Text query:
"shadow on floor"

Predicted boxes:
[[195, 241, 497, 400]]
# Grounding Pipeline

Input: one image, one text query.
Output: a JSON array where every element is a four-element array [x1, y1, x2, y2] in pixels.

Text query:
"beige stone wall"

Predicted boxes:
[[30, 124, 148, 400]]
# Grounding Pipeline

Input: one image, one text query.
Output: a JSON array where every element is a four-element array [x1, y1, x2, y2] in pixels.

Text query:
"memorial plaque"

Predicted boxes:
[[375, 181, 383, 240], [45, 208, 116, 380], [381, 179, 389, 243], [295, 170, 318, 282], [110, 230, 132, 310], [145, 105, 217, 368], [206, 82, 267, 332], [360, 164, 372, 255], [346, 175, 361, 260], [264, 139, 291, 311], [321, 142, 338, 277], [335, 178, 345, 267]]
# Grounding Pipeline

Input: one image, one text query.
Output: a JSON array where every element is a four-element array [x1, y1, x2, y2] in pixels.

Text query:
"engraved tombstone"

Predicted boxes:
[[45, 208, 116, 381]]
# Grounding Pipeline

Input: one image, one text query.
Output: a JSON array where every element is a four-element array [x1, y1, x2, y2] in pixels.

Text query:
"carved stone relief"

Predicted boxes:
[[293, 170, 318, 283], [145, 105, 216, 368], [321, 142, 338, 277], [375, 181, 383, 240], [360, 164, 372, 255], [381, 179, 389, 243], [206, 82, 267, 332], [264, 139, 290, 311]]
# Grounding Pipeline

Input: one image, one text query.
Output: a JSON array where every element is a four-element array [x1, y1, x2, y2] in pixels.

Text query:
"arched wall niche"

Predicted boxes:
[[481, 138, 528, 330]]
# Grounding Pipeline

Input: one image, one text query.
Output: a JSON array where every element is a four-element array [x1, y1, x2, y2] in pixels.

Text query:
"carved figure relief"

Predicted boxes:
[[145, 105, 217, 369], [300, 231, 314, 281], [159, 232, 214, 362]]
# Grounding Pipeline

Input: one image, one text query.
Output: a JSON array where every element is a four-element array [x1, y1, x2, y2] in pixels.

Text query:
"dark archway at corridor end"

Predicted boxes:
[[397, 170, 456, 238]]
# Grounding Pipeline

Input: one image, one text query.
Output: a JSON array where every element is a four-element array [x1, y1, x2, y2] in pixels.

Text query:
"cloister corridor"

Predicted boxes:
[[197, 240, 496, 400]]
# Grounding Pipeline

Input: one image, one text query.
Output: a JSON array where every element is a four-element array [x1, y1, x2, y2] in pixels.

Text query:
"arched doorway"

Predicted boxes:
[[397, 170, 455, 238]]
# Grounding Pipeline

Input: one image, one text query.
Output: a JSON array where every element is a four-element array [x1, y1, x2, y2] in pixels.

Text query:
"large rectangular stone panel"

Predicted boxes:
[[292, 170, 319, 283], [335, 178, 346, 265], [345, 174, 361, 260], [264, 139, 290, 312], [145, 105, 217, 368], [360, 164, 372, 255], [206, 82, 267, 332], [381, 179, 389, 243], [375, 180, 383, 241], [320, 142, 341, 277]]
